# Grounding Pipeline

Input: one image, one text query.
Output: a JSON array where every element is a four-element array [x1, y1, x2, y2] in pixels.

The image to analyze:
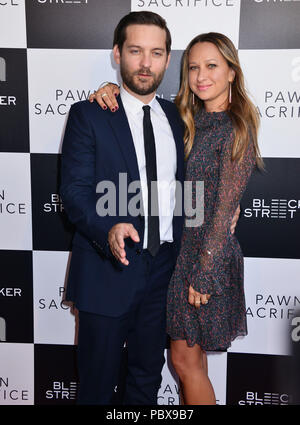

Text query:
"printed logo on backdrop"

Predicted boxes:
[[0, 57, 16, 105], [158, 382, 180, 405], [247, 293, 300, 322], [252, 55, 300, 121], [0, 251, 33, 343], [26, 0, 131, 49], [226, 353, 294, 405], [0, 188, 27, 216], [38, 286, 70, 311], [0, 49, 29, 152], [34, 345, 79, 405], [258, 88, 300, 121], [34, 88, 92, 117], [31, 154, 74, 251], [132, 0, 241, 49], [235, 158, 300, 259], [0, 1, 21, 6], [243, 198, 300, 220], [45, 381, 78, 401], [239, 0, 300, 49], [135, 0, 235, 9], [0, 154, 32, 251], [238, 391, 290, 406], [0, 376, 30, 404]]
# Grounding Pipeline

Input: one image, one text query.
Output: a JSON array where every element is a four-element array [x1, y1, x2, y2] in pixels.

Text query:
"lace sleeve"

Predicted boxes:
[[187, 131, 256, 295]]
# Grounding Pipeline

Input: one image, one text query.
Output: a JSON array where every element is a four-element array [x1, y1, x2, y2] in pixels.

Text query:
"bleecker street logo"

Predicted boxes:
[[43, 194, 64, 213], [243, 199, 300, 219], [45, 381, 78, 401], [239, 391, 290, 406]]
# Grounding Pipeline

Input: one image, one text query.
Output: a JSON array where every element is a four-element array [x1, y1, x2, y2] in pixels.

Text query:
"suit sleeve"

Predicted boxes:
[[60, 102, 116, 257], [186, 131, 256, 295]]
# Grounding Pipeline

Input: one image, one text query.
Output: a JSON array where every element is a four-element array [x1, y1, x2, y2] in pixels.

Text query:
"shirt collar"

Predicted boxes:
[[120, 84, 163, 116]]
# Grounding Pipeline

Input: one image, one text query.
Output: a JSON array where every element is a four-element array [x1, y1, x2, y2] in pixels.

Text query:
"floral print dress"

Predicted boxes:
[[166, 108, 256, 351]]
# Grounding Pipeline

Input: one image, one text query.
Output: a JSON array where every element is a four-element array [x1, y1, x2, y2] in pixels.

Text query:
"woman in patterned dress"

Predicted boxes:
[[166, 33, 263, 404], [90, 32, 263, 405]]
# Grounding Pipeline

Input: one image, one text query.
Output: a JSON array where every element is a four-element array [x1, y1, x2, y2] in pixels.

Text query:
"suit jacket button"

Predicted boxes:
[[136, 248, 142, 255]]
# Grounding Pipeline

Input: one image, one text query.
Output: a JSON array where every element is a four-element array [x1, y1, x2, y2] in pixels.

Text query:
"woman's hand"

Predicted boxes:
[[188, 285, 211, 309], [89, 83, 120, 112]]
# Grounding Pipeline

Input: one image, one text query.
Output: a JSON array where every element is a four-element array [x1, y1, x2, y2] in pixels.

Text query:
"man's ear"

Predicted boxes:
[[113, 45, 121, 65]]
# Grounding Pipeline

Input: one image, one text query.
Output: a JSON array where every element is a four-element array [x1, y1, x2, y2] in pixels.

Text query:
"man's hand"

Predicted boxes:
[[188, 285, 211, 309], [230, 204, 241, 235], [108, 223, 140, 266]]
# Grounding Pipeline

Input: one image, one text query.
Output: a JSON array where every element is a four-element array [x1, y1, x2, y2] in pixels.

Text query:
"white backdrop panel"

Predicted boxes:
[[0, 0, 27, 49], [239, 49, 300, 158], [0, 153, 32, 250], [131, 0, 241, 50], [229, 257, 300, 356], [0, 343, 34, 405], [33, 250, 77, 345], [27, 49, 119, 154]]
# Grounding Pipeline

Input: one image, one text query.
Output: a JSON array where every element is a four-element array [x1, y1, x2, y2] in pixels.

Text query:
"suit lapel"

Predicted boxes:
[[108, 96, 141, 183]]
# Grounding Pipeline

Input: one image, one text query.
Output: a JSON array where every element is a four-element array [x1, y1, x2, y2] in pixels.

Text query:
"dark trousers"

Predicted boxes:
[[77, 242, 176, 405]]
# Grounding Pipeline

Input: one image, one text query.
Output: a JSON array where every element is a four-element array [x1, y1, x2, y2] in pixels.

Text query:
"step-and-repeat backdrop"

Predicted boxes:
[[0, 0, 300, 406]]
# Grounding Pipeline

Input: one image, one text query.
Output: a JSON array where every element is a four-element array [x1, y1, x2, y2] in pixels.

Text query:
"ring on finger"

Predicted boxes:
[[195, 300, 201, 304], [101, 93, 108, 98]]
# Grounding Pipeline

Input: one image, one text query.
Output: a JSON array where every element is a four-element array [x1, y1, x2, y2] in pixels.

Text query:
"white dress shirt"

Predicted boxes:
[[120, 85, 177, 249]]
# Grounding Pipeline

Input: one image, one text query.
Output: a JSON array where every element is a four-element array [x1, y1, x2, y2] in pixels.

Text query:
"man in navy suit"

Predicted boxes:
[[60, 11, 185, 405]]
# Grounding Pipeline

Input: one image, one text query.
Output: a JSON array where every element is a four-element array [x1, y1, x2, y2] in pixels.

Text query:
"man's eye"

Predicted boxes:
[[208, 64, 217, 69]]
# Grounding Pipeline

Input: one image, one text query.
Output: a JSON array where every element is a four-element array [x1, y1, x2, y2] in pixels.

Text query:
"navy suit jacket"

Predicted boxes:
[[60, 96, 185, 317]]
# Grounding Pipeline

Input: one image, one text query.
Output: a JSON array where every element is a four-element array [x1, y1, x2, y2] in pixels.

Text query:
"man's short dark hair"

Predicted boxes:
[[113, 11, 172, 55]]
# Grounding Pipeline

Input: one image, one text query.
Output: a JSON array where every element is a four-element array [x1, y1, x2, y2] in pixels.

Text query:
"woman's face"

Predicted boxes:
[[188, 41, 235, 112]]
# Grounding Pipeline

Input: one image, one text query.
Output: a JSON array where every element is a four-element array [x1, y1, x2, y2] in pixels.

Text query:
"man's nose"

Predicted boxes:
[[140, 52, 152, 69]]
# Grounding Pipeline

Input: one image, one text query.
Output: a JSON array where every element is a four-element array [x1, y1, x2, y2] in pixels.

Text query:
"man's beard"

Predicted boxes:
[[120, 63, 165, 96]]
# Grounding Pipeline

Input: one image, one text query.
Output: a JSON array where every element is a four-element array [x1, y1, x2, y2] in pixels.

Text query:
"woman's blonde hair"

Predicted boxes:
[[175, 32, 263, 168]]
